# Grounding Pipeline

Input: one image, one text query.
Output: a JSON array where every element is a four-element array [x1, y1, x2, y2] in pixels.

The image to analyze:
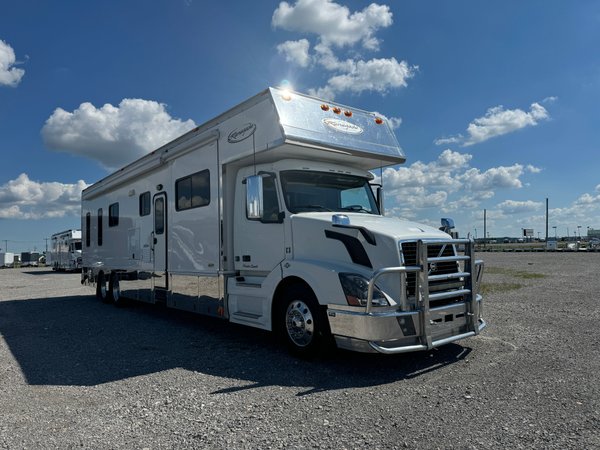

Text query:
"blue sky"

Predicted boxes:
[[1, 0, 599, 252]]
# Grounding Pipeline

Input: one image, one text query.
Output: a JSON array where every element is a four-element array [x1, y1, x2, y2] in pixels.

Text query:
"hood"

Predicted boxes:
[[291, 212, 451, 241]]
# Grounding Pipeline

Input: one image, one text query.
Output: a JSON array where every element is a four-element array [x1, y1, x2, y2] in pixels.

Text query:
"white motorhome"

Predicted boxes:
[[49, 229, 82, 271], [81, 87, 485, 355]]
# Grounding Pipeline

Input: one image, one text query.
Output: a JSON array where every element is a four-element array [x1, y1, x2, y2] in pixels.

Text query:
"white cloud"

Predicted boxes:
[[42, 99, 195, 170], [387, 116, 402, 130], [0, 39, 25, 87], [435, 101, 552, 147], [0, 173, 87, 219], [272, 1, 414, 100], [497, 199, 543, 214], [277, 39, 311, 67], [460, 165, 528, 191], [322, 57, 415, 97], [272, 0, 393, 50], [379, 150, 540, 223]]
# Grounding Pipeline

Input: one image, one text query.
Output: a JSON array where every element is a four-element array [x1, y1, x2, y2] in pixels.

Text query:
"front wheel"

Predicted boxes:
[[279, 285, 331, 357]]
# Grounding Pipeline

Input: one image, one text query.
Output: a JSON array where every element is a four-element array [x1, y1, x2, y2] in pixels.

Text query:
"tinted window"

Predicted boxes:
[[176, 170, 210, 211], [97, 208, 103, 246], [139, 191, 151, 216], [85, 213, 91, 247], [109, 203, 119, 227], [155, 197, 165, 235]]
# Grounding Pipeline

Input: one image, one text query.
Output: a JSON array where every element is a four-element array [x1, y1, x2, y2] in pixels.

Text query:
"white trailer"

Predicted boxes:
[[0, 252, 14, 268], [81, 87, 485, 355], [49, 229, 82, 271]]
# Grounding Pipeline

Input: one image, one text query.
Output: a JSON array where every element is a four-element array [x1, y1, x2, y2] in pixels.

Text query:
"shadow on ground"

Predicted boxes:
[[0, 295, 471, 394]]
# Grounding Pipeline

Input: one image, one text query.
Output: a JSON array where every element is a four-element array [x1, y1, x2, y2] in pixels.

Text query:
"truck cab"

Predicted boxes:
[[228, 158, 485, 355]]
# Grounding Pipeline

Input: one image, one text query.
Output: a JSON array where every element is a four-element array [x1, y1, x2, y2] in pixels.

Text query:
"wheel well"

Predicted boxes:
[[271, 276, 316, 328]]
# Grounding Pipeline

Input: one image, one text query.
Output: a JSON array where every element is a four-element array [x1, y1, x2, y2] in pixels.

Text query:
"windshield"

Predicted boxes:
[[280, 170, 379, 214]]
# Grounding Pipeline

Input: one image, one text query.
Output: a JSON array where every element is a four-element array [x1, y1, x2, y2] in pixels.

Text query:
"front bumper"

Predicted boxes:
[[327, 238, 485, 354], [327, 295, 485, 354]]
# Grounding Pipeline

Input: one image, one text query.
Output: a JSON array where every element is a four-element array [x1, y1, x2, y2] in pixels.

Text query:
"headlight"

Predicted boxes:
[[339, 273, 389, 307]]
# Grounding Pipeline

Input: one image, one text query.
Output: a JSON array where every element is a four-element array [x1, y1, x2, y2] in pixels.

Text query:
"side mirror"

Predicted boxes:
[[246, 174, 264, 220]]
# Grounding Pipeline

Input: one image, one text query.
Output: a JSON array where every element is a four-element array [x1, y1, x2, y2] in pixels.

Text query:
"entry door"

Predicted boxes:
[[153, 192, 168, 289]]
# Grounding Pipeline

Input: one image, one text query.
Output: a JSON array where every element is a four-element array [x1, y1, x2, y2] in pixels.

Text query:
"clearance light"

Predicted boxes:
[[344, 110, 352, 117], [375, 117, 384, 124], [281, 91, 293, 101], [321, 104, 330, 111], [332, 107, 341, 114]]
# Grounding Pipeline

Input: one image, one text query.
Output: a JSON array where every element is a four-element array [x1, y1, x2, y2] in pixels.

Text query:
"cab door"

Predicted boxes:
[[234, 173, 285, 273]]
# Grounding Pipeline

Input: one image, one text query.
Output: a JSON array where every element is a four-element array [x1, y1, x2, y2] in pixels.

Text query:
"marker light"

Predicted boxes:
[[375, 117, 384, 124], [281, 90, 293, 101], [321, 104, 330, 111], [344, 110, 352, 117], [332, 107, 341, 114]]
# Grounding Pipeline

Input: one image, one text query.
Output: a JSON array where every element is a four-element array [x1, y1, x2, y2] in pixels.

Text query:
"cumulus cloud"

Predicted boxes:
[[0, 173, 87, 219], [435, 101, 552, 147], [497, 199, 543, 214], [0, 39, 25, 87], [272, 0, 415, 100], [42, 99, 196, 170], [317, 57, 414, 97], [272, 0, 393, 50], [378, 149, 541, 222], [277, 39, 311, 67]]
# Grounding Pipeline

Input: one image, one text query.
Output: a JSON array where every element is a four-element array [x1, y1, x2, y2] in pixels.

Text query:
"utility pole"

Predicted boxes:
[[483, 209, 487, 247], [545, 198, 549, 243]]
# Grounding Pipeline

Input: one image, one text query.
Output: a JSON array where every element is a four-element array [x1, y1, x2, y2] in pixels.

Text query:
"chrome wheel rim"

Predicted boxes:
[[285, 301, 314, 347], [112, 278, 120, 302]]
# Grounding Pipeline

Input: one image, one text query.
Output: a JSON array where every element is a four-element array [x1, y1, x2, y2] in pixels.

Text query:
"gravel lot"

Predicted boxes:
[[0, 253, 598, 449]]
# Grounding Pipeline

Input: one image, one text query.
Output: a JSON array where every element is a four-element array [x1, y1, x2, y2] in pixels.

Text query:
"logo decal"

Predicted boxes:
[[228, 123, 256, 143], [322, 118, 363, 135]]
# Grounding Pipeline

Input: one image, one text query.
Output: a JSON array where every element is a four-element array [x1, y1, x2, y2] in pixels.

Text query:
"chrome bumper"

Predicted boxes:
[[327, 238, 485, 354]]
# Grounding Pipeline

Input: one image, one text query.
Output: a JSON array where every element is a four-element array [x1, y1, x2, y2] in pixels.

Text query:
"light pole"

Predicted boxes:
[[552, 226, 557, 240]]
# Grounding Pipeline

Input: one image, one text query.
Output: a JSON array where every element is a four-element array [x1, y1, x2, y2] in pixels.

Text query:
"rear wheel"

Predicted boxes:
[[96, 272, 110, 303], [109, 273, 126, 306], [279, 284, 331, 357]]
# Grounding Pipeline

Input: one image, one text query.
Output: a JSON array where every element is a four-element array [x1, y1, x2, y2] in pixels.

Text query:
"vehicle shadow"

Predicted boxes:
[[0, 295, 471, 394]]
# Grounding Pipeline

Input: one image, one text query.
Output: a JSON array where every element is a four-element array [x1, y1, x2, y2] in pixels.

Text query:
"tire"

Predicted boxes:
[[96, 272, 110, 304], [278, 284, 331, 357], [109, 272, 126, 307]]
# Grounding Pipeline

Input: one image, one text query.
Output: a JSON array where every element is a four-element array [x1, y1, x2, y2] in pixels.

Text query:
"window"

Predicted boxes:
[[280, 170, 379, 215], [176, 170, 210, 211], [109, 203, 119, 227], [97, 208, 103, 246], [154, 197, 165, 235], [139, 191, 151, 216], [85, 213, 91, 247]]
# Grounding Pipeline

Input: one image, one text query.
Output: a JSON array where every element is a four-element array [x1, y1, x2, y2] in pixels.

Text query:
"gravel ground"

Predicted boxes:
[[0, 253, 598, 449]]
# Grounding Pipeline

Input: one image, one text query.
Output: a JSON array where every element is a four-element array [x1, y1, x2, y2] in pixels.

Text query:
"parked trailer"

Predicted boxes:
[[0, 252, 14, 268], [82, 87, 485, 355], [20, 252, 40, 267], [49, 229, 82, 271]]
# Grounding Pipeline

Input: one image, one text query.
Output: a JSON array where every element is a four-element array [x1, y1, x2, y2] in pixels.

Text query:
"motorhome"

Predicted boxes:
[[81, 87, 485, 355], [49, 229, 82, 271]]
